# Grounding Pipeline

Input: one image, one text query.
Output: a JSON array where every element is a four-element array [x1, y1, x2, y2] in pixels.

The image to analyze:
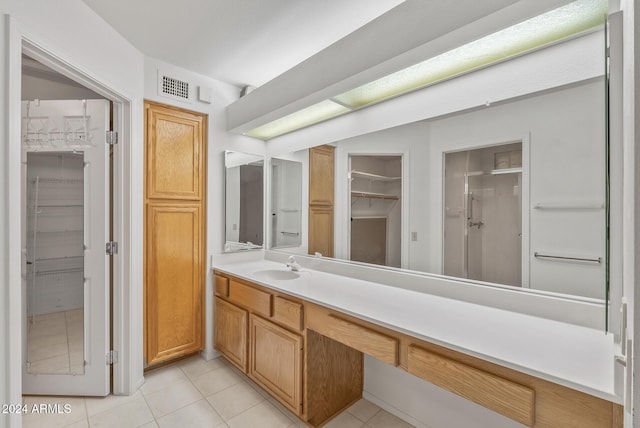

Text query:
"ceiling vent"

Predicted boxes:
[[157, 70, 193, 103]]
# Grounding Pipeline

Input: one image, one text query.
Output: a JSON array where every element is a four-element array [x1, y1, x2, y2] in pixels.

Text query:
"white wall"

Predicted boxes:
[[1, 0, 145, 424], [22, 73, 103, 100]]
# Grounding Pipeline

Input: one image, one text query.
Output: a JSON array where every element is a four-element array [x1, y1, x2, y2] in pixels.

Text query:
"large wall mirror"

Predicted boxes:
[[269, 73, 607, 302], [224, 151, 264, 251]]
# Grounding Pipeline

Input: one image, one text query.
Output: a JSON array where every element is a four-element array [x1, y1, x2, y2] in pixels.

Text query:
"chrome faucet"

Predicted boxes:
[[286, 255, 301, 271]]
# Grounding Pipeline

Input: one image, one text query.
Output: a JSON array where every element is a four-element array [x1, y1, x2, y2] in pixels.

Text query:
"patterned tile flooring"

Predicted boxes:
[[22, 354, 415, 428]]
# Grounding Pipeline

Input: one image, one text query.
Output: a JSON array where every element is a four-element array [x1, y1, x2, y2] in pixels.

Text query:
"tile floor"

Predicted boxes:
[[27, 309, 84, 375], [22, 354, 415, 428]]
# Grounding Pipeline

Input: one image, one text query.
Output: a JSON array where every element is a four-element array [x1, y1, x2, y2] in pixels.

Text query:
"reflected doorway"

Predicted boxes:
[[349, 155, 402, 267], [443, 143, 523, 287]]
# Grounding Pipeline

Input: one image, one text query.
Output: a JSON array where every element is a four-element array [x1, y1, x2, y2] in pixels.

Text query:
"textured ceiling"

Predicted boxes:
[[81, 0, 404, 88]]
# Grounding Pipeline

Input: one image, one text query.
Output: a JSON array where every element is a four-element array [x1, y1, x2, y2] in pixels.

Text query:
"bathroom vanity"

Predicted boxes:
[[213, 258, 621, 428]]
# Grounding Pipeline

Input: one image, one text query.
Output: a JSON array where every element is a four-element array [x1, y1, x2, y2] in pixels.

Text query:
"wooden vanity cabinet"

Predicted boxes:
[[249, 314, 303, 413], [214, 297, 247, 371], [214, 271, 622, 428], [213, 272, 362, 425]]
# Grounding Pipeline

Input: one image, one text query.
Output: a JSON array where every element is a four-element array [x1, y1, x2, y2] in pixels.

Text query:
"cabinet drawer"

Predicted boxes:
[[228, 280, 272, 317], [407, 345, 535, 427], [214, 274, 229, 297], [306, 305, 398, 365], [273, 296, 304, 331]]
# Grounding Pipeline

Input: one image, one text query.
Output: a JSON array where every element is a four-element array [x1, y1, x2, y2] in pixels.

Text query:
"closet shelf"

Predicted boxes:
[[351, 191, 399, 201], [350, 170, 401, 182]]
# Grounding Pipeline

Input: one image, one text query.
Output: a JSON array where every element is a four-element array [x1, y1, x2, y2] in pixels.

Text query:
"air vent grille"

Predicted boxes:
[[157, 70, 193, 103], [161, 75, 189, 100]]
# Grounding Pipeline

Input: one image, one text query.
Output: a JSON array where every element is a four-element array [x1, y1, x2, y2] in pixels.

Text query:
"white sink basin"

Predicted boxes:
[[252, 269, 300, 281]]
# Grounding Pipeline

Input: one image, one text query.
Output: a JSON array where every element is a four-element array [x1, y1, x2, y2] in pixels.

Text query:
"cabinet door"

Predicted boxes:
[[309, 145, 335, 205], [146, 203, 203, 364], [146, 103, 205, 201], [249, 314, 303, 414], [309, 205, 334, 257], [214, 297, 248, 371]]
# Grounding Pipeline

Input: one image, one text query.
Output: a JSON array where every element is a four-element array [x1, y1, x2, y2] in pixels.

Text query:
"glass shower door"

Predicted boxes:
[[465, 172, 522, 286]]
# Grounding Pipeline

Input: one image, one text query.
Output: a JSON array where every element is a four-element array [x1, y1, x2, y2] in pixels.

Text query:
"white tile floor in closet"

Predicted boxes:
[[27, 309, 84, 375], [22, 354, 415, 428]]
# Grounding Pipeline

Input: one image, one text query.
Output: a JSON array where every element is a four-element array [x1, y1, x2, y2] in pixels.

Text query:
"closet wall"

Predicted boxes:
[[350, 155, 401, 267], [26, 152, 84, 316]]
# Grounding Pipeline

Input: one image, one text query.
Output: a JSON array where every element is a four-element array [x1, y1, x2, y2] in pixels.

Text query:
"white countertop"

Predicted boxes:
[[214, 258, 620, 404]]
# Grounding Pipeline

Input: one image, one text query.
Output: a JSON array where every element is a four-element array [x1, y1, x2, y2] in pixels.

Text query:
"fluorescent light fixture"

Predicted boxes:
[[247, 0, 606, 140], [335, 0, 606, 108], [245, 100, 350, 139]]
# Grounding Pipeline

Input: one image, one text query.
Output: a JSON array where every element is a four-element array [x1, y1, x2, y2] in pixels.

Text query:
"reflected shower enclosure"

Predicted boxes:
[[443, 143, 523, 287]]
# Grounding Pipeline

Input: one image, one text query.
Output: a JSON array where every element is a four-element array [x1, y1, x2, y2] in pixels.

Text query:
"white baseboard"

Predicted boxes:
[[201, 347, 220, 361], [363, 390, 430, 428]]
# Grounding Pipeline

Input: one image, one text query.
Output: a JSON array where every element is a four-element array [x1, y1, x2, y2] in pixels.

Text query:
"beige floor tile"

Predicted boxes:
[[61, 418, 89, 428], [28, 353, 70, 374], [266, 397, 300, 424], [346, 399, 381, 423], [141, 366, 188, 395], [88, 395, 154, 428], [29, 338, 69, 361], [156, 399, 223, 428], [143, 378, 204, 418], [191, 366, 243, 397], [138, 421, 159, 428], [226, 401, 293, 428], [206, 381, 265, 421], [22, 396, 86, 428], [365, 409, 414, 428], [85, 390, 144, 417], [180, 355, 228, 380], [243, 377, 273, 399], [323, 411, 366, 428]]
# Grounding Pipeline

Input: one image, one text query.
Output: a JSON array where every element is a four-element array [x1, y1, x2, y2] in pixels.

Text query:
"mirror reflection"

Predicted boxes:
[[270, 158, 303, 249], [26, 152, 85, 375], [271, 76, 606, 301], [443, 143, 523, 286], [225, 151, 264, 251]]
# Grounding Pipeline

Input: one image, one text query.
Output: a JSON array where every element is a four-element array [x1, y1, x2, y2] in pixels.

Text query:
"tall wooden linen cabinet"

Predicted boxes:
[[144, 101, 207, 366], [308, 145, 335, 257]]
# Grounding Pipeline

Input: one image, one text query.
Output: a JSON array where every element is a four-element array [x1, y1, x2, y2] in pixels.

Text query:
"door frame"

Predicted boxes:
[[7, 16, 138, 405]]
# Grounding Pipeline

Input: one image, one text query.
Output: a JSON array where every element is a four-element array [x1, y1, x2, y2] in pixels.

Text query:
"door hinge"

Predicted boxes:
[[106, 130, 118, 145], [106, 350, 118, 365], [106, 241, 118, 256]]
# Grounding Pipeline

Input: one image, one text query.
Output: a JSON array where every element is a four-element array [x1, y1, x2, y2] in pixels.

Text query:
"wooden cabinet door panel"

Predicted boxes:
[[214, 297, 248, 371], [146, 104, 204, 200], [309, 205, 334, 257], [249, 314, 303, 414], [309, 145, 334, 205], [146, 203, 203, 364]]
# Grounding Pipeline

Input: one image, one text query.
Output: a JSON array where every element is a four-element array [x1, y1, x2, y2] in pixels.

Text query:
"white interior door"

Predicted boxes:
[[21, 99, 110, 396]]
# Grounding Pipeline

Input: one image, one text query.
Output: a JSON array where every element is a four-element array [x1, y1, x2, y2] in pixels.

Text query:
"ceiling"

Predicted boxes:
[[81, 0, 404, 88]]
